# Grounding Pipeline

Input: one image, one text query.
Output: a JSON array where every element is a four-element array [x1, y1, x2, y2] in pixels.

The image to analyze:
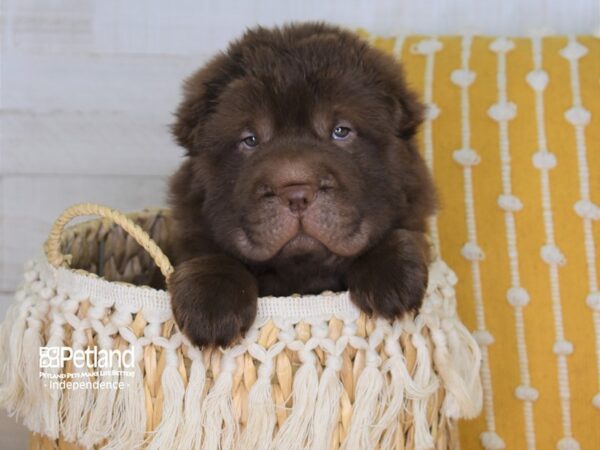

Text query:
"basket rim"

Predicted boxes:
[[41, 253, 456, 322], [48, 254, 361, 321]]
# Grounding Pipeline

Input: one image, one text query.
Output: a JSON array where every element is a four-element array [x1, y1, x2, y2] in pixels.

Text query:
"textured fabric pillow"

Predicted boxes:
[[362, 32, 599, 450]]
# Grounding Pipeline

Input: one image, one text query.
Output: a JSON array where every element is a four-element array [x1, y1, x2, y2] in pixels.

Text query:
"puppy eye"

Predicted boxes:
[[241, 134, 259, 149], [331, 126, 352, 140]]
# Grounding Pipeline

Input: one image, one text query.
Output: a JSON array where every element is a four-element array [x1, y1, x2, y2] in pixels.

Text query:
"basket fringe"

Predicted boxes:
[[0, 255, 481, 449], [60, 367, 96, 444], [0, 291, 31, 417], [340, 324, 386, 450], [146, 336, 185, 450], [411, 331, 439, 450], [59, 309, 97, 445], [309, 359, 343, 450], [102, 356, 146, 449], [240, 342, 285, 450], [442, 322, 483, 418], [40, 299, 67, 440], [372, 322, 406, 448], [200, 349, 242, 450], [270, 356, 319, 450], [81, 323, 119, 448], [0, 291, 22, 388], [21, 293, 59, 439], [239, 375, 276, 450], [377, 358, 407, 450], [175, 346, 206, 450], [340, 364, 384, 449], [82, 369, 118, 447], [21, 326, 46, 429]]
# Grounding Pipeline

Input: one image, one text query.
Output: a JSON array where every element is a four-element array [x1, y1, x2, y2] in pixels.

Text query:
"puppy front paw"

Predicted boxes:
[[169, 255, 258, 348], [347, 230, 429, 320]]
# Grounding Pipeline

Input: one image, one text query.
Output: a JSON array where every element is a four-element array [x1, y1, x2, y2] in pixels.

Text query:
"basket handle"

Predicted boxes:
[[45, 203, 174, 280]]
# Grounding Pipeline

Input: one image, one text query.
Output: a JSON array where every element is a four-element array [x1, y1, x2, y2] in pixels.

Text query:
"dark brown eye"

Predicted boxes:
[[331, 126, 352, 140], [241, 134, 259, 149]]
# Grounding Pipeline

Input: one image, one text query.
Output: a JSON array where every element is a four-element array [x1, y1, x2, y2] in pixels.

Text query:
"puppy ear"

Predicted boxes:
[[172, 54, 233, 154], [395, 89, 424, 140], [383, 62, 424, 140]]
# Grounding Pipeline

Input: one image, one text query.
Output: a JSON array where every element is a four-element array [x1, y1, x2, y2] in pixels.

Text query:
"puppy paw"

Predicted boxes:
[[169, 255, 258, 348], [347, 230, 429, 319]]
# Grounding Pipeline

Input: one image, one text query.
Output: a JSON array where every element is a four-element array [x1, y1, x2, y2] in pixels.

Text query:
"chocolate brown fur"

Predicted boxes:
[[169, 23, 436, 348]]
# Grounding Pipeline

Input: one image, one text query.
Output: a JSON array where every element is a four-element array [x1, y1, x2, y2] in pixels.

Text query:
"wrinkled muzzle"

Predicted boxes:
[[230, 142, 374, 262]]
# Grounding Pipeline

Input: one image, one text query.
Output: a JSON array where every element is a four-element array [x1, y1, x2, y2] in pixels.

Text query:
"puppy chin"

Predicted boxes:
[[277, 234, 328, 257], [302, 216, 374, 258], [233, 219, 374, 264], [231, 214, 300, 262], [231, 228, 289, 262]]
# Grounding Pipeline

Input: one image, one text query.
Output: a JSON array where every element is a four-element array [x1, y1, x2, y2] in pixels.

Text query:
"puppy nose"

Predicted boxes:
[[277, 184, 316, 214]]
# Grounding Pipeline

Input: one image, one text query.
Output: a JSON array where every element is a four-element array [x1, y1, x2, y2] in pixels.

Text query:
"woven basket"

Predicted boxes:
[[0, 203, 482, 450]]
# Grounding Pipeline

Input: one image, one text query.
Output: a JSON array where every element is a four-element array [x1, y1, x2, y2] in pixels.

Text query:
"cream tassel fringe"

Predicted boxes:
[[376, 324, 438, 450], [21, 295, 56, 437], [378, 357, 407, 449], [372, 322, 407, 449], [410, 331, 439, 450], [60, 318, 96, 444], [82, 367, 117, 447], [175, 344, 206, 450], [441, 321, 483, 418], [309, 354, 344, 450], [200, 372, 235, 450], [200, 348, 243, 450], [38, 291, 67, 440], [146, 335, 185, 450], [102, 346, 147, 450], [81, 327, 118, 447], [0, 261, 38, 404], [270, 349, 319, 450], [21, 325, 45, 431], [340, 324, 386, 450], [0, 290, 32, 417], [340, 363, 384, 449], [0, 291, 23, 389], [239, 373, 276, 450], [240, 342, 285, 450], [61, 366, 96, 443]]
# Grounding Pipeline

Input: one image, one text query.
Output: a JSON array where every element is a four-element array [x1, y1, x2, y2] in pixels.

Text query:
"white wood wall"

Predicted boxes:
[[1, 0, 598, 321]]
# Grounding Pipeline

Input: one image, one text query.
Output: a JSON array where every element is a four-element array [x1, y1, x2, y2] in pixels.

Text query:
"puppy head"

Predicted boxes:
[[170, 23, 435, 265]]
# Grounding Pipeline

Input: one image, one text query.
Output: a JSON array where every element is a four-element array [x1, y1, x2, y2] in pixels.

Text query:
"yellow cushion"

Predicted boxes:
[[364, 32, 600, 449]]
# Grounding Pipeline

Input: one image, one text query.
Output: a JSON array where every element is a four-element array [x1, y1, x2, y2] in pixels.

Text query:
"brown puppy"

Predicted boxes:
[[169, 23, 436, 348]]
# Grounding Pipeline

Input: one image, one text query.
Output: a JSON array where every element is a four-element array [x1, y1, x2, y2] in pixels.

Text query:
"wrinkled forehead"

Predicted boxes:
[[214, 69, 393, 133]]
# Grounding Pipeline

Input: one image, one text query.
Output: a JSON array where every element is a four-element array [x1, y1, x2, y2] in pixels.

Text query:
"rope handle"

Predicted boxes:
[[44, 203, 174, 280]]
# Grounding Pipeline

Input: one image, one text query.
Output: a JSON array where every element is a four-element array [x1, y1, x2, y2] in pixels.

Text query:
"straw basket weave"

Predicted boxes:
[[0, 203, 482, 450]]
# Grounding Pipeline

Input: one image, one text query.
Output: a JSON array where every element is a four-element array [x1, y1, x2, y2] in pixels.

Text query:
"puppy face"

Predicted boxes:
[[170, 23, 435, 282]]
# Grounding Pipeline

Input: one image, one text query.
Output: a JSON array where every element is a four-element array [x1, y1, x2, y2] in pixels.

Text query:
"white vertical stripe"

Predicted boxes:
[[392, 34, 407, 61], [561, 35, 600, 410], [451, 35, 504, 450], [492, 38, 537, 450], [413, 37, 442, 257], [531, 36, 580, 450]]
